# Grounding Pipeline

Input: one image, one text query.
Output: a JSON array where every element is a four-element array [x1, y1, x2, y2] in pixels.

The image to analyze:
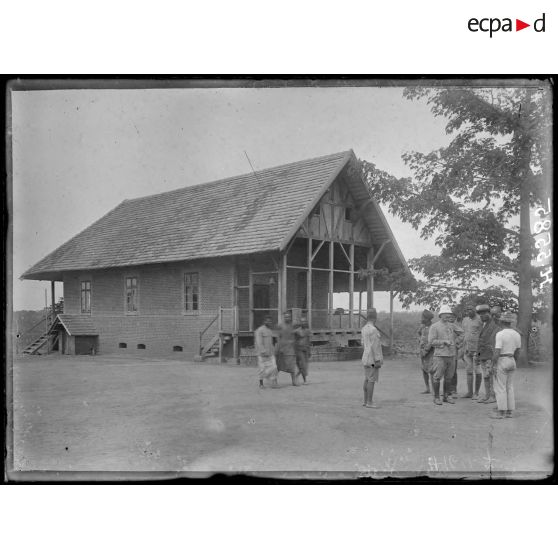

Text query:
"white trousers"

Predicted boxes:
[[494, 356, 516, 411]]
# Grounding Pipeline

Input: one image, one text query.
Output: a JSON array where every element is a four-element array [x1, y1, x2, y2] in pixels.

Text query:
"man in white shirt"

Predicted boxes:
[[361, 309, 383, 408], [491, 312, 522, 419], [255, 315, 278, 388]]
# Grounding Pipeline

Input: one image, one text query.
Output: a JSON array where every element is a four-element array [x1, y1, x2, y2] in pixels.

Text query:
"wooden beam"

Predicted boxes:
[[339, 242, 351, 266], [372, 239, 391, 264], [248, 259, 254, 331], [367, 246, 374, 309], [349, 244, 354, 329], [329, 240, 334, 328], [322, 205, 330, 238], [307, 235, 312, 329], [333, 206, 344, 239], [311, 239, 326, 261], [285, 235, 297, 257], [280, 251, 287, 316], [50, 281, 55, 322]]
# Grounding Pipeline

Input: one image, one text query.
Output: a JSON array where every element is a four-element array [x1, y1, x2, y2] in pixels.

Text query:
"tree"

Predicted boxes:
[[358, 85, 552, 363]]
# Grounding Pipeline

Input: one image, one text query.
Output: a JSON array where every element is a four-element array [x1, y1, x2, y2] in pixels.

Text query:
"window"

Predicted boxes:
[[184, 272, 199, 312], [345, 207, 352, 221], [80, 281, 91, 313], [126, 277, 139, 313], [312, 204, 320, 216]]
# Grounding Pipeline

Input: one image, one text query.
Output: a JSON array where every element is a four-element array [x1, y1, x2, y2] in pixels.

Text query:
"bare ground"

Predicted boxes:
[[8, 353, 553, 479]]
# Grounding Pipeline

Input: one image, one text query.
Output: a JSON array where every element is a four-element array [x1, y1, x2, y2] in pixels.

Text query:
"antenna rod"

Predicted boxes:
[[244, 151, 263, 188]]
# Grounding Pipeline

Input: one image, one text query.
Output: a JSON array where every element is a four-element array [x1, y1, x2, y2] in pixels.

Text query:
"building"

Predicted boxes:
[[21, 150, 410, 360]]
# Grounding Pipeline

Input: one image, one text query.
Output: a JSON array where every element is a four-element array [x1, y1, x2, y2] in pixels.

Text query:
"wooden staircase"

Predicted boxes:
[[197, 333, 232, 361], [22, 331, 57, 355]]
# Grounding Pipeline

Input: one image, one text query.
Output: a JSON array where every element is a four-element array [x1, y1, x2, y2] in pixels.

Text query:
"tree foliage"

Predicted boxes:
[[357, 84, 552, 354]]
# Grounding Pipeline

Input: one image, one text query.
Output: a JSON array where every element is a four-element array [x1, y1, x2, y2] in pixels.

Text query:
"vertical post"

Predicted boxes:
[[51, 281, 56, 320], [218, 334, 225, 363], [44, 289, 49, 354], [278, 251, 287, 318], [248, 258, 254, 332], [389, 289, 395, 349], [307, 234, 312, 329], [358, 291, 362, 320], [44, 289, 48, 334], [218, 305, 222, 332], [367, 246, 375, 310], [329, 240, 334, 329], [349, 244, 354, 329]]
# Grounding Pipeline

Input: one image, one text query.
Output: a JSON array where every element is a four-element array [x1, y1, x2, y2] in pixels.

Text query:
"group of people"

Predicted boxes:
[[254, 312, 311, 388], [253, 303, 522, 420], [418, 303, 522, 418]]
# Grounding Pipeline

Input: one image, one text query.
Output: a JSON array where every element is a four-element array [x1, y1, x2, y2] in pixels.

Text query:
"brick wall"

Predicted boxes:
[[62, 258, 234, 357]]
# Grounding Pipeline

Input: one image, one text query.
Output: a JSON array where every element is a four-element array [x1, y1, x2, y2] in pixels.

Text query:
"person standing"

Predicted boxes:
[[294, 316, 311, 385], [491, 313, 521, 419], [275, 311, 299, 387], [461, 304, 483, 399], [427, 305, 464, 405], [417, 309, 435, 394], [476, 304, 501, 404], [255, 315, 278, 389], [447, 313, 462, 396], [361, 309, 383, 408]]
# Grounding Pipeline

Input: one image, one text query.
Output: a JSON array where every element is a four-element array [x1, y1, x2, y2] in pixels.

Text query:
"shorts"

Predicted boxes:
[[364, 365, 379, 382]]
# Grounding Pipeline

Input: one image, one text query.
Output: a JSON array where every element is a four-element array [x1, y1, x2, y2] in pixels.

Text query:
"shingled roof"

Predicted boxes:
[[56, 315, 98, 336], [22, 150, 408, 280]]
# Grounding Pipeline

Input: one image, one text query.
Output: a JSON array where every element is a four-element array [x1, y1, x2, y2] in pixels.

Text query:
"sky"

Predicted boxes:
[[10, 85, 453, 312]]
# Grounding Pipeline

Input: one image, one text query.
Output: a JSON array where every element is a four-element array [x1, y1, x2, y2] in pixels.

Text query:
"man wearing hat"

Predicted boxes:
[[417, 310, 435, 393], [476, 304, 501, 404], [427, 305, 464, 405], [361, 308, 383, 408], [461, 304, 483, 399], [491, 312, 521, 419]]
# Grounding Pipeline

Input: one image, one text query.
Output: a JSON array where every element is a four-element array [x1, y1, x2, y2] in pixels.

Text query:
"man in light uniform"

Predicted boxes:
[[447, 313, 462, 396], [255, 315, 278, 388], [490, 312, 521, 419], [417, 309, 435, 394], [476, 304, 500, 404], [461, 304, 483, 399], [361, 309, 383, 408], [427, 305, 464, 405]]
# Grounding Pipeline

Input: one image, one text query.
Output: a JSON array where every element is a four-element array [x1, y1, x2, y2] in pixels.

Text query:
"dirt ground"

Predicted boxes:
[[8, 353, 554, 479]]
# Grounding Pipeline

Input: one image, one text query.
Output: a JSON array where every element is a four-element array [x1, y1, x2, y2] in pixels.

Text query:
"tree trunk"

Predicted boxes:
[[517, 177, 533, 365], [516, 91, 534, 366]]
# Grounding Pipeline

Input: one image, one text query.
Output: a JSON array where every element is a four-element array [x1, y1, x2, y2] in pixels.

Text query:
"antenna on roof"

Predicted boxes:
[[244, 151, 264, 189]]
